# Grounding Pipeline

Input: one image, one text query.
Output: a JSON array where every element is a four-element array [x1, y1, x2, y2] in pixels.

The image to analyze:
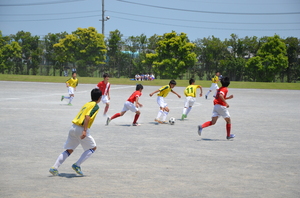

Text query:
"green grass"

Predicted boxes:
[[0, 74, 299, 90]]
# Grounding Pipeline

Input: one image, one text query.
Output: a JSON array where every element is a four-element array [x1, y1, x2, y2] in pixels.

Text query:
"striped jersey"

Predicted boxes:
[[72, 101, 99, 129], [97, 81, 110, 96]]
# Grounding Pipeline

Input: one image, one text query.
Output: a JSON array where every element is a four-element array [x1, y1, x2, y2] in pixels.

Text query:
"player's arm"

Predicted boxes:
[[80, 115, 90, 139], [218, 94, 229, 108], [225, 95, 234, 100], [135, 96, 143, 108], [149, 90, 160, 97], [171, 90, 181, 98], [198, 86, 203, 97]]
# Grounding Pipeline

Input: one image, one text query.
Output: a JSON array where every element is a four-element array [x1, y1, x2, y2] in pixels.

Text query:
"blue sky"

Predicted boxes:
[[0, 0, 299, 41]]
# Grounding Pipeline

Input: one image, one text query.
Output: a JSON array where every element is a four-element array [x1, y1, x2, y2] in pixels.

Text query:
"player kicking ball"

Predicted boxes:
[[150, 80, 181, 124], [49, 88, 102, 176], [106, 84, 143, 126], [198, 77, 235, 140]]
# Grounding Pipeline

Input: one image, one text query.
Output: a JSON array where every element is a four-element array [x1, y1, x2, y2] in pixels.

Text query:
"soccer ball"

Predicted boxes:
[[169, 117, 176, 125]]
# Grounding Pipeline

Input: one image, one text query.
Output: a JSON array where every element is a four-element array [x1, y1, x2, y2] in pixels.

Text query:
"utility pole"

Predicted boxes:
[[102, 0, 104, 35]]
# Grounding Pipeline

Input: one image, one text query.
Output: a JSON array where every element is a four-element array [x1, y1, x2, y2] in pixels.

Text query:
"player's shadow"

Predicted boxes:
[[149, 122, 160, 125], [198, 138, 227, 141], [58, 173, 83, 178], [118, 124, 132, 127]]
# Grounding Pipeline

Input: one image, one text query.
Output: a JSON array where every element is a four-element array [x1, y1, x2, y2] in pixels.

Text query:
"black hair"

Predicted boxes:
[[136, 84, 143, 91], [221, 77, 230, 87], [103, 73, 109, 78], [72, 71, 76, 75], [169, 79, 177, 85], [91, 88, 102, 101], [189, 78, 195, 85]]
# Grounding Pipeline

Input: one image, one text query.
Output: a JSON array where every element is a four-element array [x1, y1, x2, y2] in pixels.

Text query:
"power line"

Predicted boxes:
[[0, 14, 100, 22], [0, 0, 85, 7], [116, 0, 300, 15]]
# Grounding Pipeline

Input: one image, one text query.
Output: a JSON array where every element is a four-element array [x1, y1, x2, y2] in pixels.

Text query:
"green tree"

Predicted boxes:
[[144, 31, 197, 79], [106, 29, 123, 77], [246, 35, 288, 82], [284, 37, 300, 82]]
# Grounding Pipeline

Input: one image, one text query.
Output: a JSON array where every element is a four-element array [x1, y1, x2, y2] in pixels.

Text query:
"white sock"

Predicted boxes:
[[53, 150, 70, 169], [186, 107, 192, 116], [156, 110, 163, 119], [69, 96, 74, 104], [64, 96, 70, 99], [76, 149, 94, 166], [162, 111, 168, 121], [206, 90, 211, 96], [182, 108, 187, 115]]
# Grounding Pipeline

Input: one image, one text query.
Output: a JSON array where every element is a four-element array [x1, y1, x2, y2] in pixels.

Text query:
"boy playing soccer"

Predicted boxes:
[[106, 84, 143, 126], [182, 78, 203, 120], [96, 73, 111, 116], [149, 80, 181, 124], [50, 88, 102, 176], [198, 77, 235, 140], [205, 71, 220, 99], [61, 72, 78, 106]]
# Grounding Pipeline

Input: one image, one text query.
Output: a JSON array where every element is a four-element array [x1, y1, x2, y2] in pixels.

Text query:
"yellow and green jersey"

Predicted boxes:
[[66, 78, 78, 88], [211, 75, 219, 83], [184, 85, 201, 97], [72, 101, 99, 129], [157, 85, 172, 97]]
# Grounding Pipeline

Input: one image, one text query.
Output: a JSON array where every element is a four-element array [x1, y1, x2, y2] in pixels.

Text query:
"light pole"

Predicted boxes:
[[100, 0, 110, 35]]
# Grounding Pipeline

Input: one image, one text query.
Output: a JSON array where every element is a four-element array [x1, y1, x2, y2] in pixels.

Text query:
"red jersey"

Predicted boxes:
[[213, 87, 228, 106], [97, 81, 110, 96], [127, 91, 142, 103]]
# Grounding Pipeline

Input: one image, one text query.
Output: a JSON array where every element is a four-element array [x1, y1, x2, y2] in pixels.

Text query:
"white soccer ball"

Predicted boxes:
[[169, 117, 176, 125]]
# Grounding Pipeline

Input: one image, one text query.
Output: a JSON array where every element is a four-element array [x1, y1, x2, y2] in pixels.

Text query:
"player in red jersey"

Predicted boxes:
[[198, 77, 235, 140], [106, 84, 143, 126], [96, 73, 111, 116]]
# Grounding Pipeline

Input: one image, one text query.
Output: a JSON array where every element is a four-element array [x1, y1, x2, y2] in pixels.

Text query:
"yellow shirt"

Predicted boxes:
[[184, 85, 201, 97], [66, 78, 78, 88], [72, 101, 99, 129], [157, 85, 172, 97], [211, 75, 219, 83]]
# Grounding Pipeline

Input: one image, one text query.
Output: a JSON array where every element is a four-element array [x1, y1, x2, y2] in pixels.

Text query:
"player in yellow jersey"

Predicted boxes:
[[149, 80, 181, 124], [182, 78, 203, 120], [205, 71, 220, 99], [61, 72, 78, 106], [49, 88, 102, 176]]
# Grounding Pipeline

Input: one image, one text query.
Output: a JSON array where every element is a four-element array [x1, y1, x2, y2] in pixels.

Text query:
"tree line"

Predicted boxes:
[[0, 28, 299, 82]]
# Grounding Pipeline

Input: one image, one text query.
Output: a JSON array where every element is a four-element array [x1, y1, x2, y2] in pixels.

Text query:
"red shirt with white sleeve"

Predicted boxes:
[[127, 91, 142, 103], [97, 81, 110, 96], [213, 87, 228, 106]]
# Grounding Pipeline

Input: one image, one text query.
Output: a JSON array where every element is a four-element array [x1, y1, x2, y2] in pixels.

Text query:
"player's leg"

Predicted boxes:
[[162, 106, 169, 123], [186, 97, 195, 117], [107, 102, 128, 125], [104, 102, 109, 115], [133, 110, 141, 126], [155, 97, 165, 123], [182, 97, 189, 120], [224, 115, 234, 140]]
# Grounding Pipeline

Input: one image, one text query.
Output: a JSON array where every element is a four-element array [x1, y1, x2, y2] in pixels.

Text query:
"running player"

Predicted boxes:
[[61, 72, 78, 106], [205, 71, 220, 99], [49, 88, 102, 176], [198, 77, 235, 140], [149, 80, 181, 124], [106, 84, 143, 126], [182, 78, 203, 120], [96, 73, 111, 116]]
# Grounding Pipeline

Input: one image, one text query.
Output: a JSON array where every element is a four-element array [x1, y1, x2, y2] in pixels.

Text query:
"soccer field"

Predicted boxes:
[[0, 81, 299, 198]]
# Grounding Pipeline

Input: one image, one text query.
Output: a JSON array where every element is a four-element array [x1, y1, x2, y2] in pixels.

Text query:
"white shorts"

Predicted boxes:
[[209, 83, 219, 91], [212, 104, 230, 118], [157, 96, 167, 108], [121, 101, 138, 113], [64, 124, 96, 151], [101, 95, 110, 104], [68, 87, 75, 95], [184, 96, 196, 108]]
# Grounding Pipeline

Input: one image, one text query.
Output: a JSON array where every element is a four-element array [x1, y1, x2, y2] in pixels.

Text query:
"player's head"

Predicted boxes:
[[136, 84, 143, 91], [189, 78, 195, 85], [103, 73, 109, 81], [169, 80, 177, 88], [221, 77, 230, 87], [91, 88, 102, 102], [216, 71, 220, 76], [72, 72, 77, 78]]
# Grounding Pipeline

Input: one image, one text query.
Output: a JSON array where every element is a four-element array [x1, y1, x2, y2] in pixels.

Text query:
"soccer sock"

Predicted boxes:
[[133, 114, 140, 123], [64, 96, 70, 99], [156, 110, 163, 119], [162, 111, 168, 121], [69, 96, 74, 104], [182, 107, 187, 115], [202, 121, 212, 128], [53, 150, 70, 169], [111, 113, 121, 120], [206, 90, 210, 96], [104, 105, 109, 115], [186, 107, 192, 116], [76, 149, 94, 166], [226, 124, 231, 137]]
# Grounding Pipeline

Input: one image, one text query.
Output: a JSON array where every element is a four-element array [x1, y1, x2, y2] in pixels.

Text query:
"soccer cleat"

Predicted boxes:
[[72, 163, 83, 176], [181, 114, 185, 120], [226, 134, 235, 140], [198, 125, 203, 136], [61, 96, 64, 101], [154, 119, 163, 124], [49, 167, 59, 176], [68, 103, 72, 106], [205, 95, 207, 99], [161, 121, 168, 124], [132, 123, 141, 126], [106, 117, 111, 125]]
